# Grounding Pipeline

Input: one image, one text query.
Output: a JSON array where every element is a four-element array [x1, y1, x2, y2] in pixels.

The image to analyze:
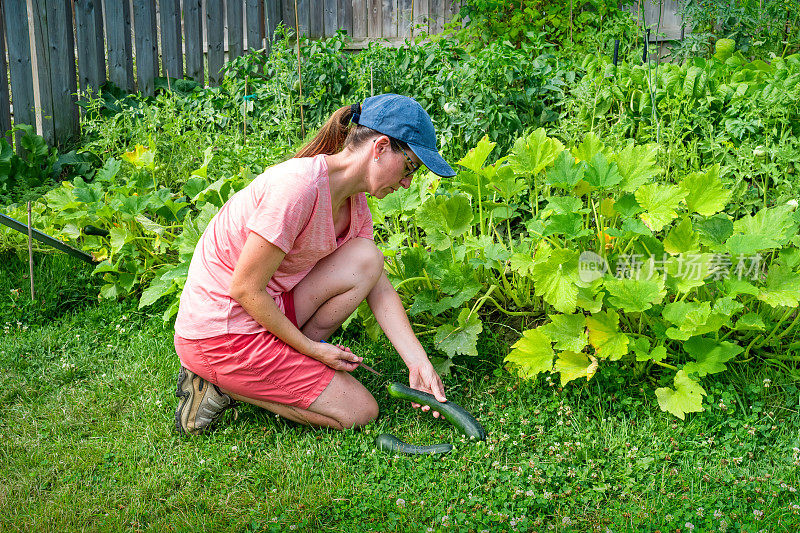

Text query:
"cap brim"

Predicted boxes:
[[407, 143, 456, 177]]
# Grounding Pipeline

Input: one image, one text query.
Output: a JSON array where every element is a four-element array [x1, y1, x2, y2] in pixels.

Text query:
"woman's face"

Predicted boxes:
[[370, 137, 422, 199]]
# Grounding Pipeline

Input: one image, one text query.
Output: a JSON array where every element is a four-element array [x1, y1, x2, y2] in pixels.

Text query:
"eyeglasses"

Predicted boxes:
[[399, 145, 420, 178]]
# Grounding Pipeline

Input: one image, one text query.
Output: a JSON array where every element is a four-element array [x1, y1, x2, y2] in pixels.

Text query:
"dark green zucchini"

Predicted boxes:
[[375, 433, 453, 455], [387, 382, 487, 441]]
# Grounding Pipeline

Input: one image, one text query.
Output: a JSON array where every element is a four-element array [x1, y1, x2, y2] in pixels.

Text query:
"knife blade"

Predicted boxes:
[[358, 361, 384, 378]]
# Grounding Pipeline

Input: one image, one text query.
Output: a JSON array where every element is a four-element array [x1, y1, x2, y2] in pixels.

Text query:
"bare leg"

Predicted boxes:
[[292, 237, 385, 341], [222, 238, 384, 429], [224, 371, 378, 429]]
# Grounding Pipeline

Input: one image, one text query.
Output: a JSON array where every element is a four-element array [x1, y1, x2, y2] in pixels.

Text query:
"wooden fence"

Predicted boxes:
[[0, 0, 460, 151]]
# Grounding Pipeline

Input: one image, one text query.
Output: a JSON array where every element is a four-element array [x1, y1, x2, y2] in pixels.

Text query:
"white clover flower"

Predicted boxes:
[[788, 199, 799, 209], [685, 522, 695, 531], [396, 498, 405, 507]]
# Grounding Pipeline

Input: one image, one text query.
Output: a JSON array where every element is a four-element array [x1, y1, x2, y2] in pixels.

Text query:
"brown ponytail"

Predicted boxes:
[[294, 105, 354, 158], [294, 105, 410, 158]]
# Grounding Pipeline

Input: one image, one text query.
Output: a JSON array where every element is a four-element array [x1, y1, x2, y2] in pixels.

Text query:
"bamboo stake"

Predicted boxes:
[[27, 201, 35, 300], [294, 0, 305, 138]]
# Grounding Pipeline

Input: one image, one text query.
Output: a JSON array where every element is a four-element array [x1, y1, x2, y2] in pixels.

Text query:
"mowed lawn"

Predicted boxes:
[[1, 254, 799, 532]]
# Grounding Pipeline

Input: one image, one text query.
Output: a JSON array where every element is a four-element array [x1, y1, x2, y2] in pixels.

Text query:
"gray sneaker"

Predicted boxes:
[[174, 366, 234, 435]]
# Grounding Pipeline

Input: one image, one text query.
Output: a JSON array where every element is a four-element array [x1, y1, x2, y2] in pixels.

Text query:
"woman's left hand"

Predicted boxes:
[[408, 362, 447, 419]]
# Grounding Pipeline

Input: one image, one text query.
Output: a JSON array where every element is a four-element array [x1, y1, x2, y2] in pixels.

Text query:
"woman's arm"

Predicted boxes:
[[367, 272, 447, 408], [230, 231, 362, 372]]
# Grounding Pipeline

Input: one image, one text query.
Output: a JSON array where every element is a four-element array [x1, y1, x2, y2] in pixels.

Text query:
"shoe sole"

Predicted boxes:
[[174, 367, 196, 435]]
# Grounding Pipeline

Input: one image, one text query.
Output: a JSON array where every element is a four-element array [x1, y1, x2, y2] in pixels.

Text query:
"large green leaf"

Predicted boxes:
[[489, 163, 527, 201], [586, 309, 629, 360], [571, 132, 605, 163], [509, 253, 536, 277], [504, 328, 554, 378], [757, 263, 800, 307], [613, 143, 661, 192], [457, 135, 496, 173], [696, 214, 734, 248], [655, 370, 707, 419], [139, 276, 175, 309], [635, 183, 687, 232], [415, 194, 474, 251], [662, 301, 729, 340], [434, 308, 483, 357], [539, 313, 588, 352], [584, 152, 623, 190], [546, 151, 585, 190], [604, 276, 666, 313], [663, 217, 700, 255], [680, 164, 730, 216], [532, 247, 581, 313], [682, 337, 743, 377], [734, 313, 765, 331], [727, 204, 797, 254], [509, 128, 564, 177], [554, 351, 598, 386], [663, 253, 715, 294]]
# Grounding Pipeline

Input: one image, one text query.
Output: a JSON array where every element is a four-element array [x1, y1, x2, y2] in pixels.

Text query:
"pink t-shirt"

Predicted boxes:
[[175, 154, 374, 339]]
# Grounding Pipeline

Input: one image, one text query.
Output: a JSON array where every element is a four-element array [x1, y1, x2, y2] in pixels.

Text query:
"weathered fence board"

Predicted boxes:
[[4, 0, 476, 152], [324, 0, 337, 37], [381, 0, 396, 39], [207, 0, 225, 85], [184, 0, 204, 82], [227, 0, 244, 60], [46, 0, 79, 146], [4, 0, 35, 150], [337, 0, 353, 38], [310, 0, 324, 39], [368, 0, 381, 38], [352, 0, 367, 39], [0, 1, 11, 142], [246, 0, 263, 50], [414, 0, 429, 36], [398, 0, 412, 39], [30, 0, 54, 145], [132, 1, 158, 95], [75, 0, 106, 94], [105, 0, 134, 92], [429, 0, 443, 34], [264, 0, 281, 52], [159, 0, 183, 79]]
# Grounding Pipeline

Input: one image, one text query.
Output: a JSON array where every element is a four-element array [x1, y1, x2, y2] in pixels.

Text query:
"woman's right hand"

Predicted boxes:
[[311, 342, 362, 372]]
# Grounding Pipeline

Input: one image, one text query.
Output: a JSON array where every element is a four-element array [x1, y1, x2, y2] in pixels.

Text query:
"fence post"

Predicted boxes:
[[160, 0, 183, 80], [246, 0, 263, 51], [228, 1, 245, 60], [29, 0, 54, 146], [104, 0, 134, 93], [132, 2, 158, 95], [337, 0, 353, 38], [3, 0, 35, 153], [207, 0, 225, 86], [0, 1, 12, 144], [184, 0, 204, 83], [75, 0, 107, 97], [46, 0, 79, 146]]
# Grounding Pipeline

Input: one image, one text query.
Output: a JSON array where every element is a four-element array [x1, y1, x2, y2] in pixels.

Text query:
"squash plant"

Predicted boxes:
[[373, 128, 800, 418]]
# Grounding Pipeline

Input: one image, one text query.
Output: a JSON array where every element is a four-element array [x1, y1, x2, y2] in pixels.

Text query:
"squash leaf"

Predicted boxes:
[[505, 328, 554, 378], [655, 370, 707, 419]]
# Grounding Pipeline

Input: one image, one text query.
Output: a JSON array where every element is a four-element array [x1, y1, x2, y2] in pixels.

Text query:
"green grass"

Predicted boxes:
[[1, 254, 799, 532]]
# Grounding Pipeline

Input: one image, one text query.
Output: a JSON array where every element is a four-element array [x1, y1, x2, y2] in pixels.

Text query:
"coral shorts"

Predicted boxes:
[[173, 291, 336, 409]]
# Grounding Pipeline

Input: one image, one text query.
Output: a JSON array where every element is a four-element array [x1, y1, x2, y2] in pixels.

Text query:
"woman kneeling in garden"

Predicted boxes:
[[173, 94, 454, 435]]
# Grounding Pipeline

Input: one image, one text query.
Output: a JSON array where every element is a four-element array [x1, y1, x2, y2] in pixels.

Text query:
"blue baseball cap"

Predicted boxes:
[[352, 94, 456, 177]]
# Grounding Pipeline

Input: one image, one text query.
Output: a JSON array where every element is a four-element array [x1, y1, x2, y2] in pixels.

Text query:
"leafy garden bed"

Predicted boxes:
[[1, 28, 799, 424]]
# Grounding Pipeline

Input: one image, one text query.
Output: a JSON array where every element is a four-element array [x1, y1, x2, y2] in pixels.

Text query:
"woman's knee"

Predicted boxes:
[[310, 371, 379, 429], [344, 238, 384, 282]]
